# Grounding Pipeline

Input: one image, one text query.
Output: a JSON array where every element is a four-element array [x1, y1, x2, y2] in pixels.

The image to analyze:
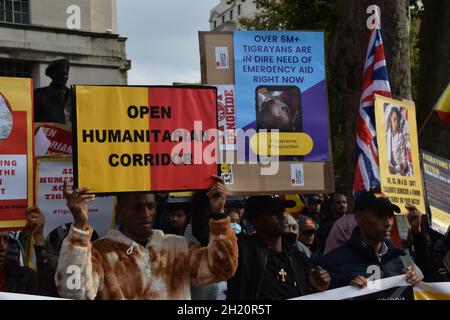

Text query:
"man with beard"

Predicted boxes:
[[315, 193, 348, 254], [227, 195, 330, 300], [319, 191, 422, 290]]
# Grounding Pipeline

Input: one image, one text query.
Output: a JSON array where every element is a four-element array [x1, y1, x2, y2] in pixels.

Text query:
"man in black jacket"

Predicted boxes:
[[319, 191, 422, 290], [227, 195, 330, 300]]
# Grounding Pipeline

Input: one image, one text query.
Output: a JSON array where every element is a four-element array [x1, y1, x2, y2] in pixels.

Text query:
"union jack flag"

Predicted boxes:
[[353, 27, 392, 194]]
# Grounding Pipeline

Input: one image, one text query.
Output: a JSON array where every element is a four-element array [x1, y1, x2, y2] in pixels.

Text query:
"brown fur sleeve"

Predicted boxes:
[[55, 224, 104, 300], [189, 217, 238, 286]]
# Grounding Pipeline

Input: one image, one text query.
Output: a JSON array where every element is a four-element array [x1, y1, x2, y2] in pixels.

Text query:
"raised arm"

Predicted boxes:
[[188, 176, 238, 286], [55, 182, 104, 300]]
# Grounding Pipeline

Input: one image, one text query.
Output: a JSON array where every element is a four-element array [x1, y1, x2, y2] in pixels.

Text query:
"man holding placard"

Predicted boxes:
[[55, 176, 238, 300], [319, 191, 423, 295]]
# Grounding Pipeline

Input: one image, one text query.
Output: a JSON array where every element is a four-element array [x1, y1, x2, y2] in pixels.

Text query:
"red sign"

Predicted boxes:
[[35, 123, 72, 156], [0, 78, 34, 231]]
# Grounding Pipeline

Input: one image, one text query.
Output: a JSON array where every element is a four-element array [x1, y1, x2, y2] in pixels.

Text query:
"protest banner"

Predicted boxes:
[[413, 281, 450, 300], [74, 85, 218, 194], [234, 31, 330, 162], [421, 150, 450, 234], [0, 77, 34, 231], [292, 275, 450, 300], [374, 95, 426, 214], [0, 292, 67, 300], [199, 31, 334, 195], [35, 123, 72, 157]]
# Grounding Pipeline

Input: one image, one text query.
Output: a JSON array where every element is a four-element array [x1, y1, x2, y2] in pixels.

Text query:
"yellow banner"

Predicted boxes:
[[374, 95, 426, 214], [76, 86, 151, 193]]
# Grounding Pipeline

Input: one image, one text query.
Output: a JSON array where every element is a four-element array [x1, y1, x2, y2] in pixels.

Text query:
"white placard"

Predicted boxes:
[[0, 155, 27, 200], [291, 275, 409, 300], [37, 158, 115, 239]]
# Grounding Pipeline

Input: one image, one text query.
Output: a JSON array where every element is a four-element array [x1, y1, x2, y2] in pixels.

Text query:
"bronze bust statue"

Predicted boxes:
[[34, 59, 73, 125]]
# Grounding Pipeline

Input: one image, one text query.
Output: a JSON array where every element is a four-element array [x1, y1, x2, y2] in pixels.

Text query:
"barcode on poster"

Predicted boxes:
[[221, 173, 234, 185], [290, 164, 304, 186], [215, 47, 229, 69]]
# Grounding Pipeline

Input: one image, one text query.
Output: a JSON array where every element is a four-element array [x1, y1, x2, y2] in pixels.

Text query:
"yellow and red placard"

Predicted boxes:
[[0, 77, 34, 231], [74, 86, 218, 194], [374, 95, 426, 214]]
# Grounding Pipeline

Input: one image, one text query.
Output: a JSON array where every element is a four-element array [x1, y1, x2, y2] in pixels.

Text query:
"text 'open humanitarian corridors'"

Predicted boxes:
[[74, 86, 218, 194]]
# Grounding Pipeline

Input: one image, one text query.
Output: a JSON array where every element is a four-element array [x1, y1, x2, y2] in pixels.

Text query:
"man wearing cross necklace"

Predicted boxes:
[[227, 195, 330, 300]]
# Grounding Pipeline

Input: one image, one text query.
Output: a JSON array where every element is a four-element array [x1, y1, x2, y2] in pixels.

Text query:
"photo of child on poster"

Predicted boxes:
[[256, 86, 301, 132], [384, 103, 413, 176], [256, 85, 303, 161]]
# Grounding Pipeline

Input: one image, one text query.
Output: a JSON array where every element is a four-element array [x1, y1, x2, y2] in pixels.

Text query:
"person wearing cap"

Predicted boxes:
[[227, 195, 330, 300], [296, 215, 318, 258], [319, 191, 422, 290], [304, 195, 323, 225], [34, 58, 73, 125]]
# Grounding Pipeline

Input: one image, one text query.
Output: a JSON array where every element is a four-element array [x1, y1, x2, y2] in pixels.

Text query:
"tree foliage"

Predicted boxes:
[[240, 0, 336, 39]]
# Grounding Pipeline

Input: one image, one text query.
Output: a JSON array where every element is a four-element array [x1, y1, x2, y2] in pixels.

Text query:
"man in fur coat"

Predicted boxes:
[[55, 176, 238, 300]]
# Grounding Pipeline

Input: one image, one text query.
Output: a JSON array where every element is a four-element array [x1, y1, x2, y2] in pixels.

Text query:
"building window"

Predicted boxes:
[[229, 9, 233, 21], [0, 0, 30, 24], [0, 60, 32, 78], [238, 5, 241, 15], [214, 20, 217, 29], [222, 15, 225, 24]]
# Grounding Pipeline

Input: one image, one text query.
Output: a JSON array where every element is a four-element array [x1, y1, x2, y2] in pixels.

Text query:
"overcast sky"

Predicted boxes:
[[117, 0, 219, 85]]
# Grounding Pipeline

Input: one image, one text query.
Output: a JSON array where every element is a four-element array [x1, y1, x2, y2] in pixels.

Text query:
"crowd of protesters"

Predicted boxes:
[[1, 177, 449, 299], [2, 60, 449, 300]]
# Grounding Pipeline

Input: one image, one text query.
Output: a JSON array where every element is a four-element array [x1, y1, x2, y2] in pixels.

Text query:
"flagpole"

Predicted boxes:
[[418, 104, 435, 136], [419, 83, 450, 135]]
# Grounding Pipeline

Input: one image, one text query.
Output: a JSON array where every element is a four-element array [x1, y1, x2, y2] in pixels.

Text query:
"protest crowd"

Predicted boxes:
[[2, 181, 450, 299], [1, 153, 449, 299]]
